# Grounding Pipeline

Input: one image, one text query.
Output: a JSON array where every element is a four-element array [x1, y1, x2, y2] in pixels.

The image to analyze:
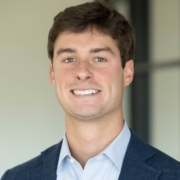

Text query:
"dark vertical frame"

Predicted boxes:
[[129, 0, 150, 142]]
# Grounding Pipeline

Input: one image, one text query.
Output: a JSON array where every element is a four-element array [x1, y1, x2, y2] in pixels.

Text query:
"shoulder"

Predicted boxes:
[[128, 130, 180, 178], [146, 144, 180, 178], [1, 142, 62, 180], [1, 155, 42, 180]]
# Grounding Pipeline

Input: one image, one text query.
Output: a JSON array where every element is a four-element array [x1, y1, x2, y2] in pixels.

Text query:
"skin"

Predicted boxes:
[[49, 29, 134, 168]]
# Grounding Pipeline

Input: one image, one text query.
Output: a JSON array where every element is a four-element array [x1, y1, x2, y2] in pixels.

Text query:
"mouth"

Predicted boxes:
[[71, 89, 100, 95]]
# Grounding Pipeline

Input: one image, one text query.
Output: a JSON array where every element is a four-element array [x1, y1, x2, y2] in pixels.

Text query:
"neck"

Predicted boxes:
[[65, 111, 124, 168]]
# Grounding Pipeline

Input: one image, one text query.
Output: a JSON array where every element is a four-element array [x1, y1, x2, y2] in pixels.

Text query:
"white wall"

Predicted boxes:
[[0, 0, 89, 176]]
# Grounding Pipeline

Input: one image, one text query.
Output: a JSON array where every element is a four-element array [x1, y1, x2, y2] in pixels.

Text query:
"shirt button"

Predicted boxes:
[[70, 158, 75, 164]]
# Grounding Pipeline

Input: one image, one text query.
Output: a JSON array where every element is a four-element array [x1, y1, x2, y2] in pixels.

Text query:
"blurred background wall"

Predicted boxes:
[[150, 0, 180, 162], [0, 0, 180, 176], [108, 0, 180, 161]]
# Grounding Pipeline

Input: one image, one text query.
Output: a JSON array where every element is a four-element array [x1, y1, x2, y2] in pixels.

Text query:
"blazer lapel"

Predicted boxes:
[[41, 141, 62, 180], [26, 141, 62, 180], [118, 131, 161, 180], [119, 154, 161, 180]]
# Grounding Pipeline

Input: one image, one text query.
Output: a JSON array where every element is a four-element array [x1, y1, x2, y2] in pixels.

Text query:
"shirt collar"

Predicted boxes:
[[57, 121, 131, 172], [57, 133, 71, 169], [101, 121, 131, 170]]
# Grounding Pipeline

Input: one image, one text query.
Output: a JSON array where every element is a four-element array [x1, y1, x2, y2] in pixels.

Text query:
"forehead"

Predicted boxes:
[[54, 29, 119, 52]]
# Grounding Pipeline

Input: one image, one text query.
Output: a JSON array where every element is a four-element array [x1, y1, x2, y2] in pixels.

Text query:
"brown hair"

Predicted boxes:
[[47, 0, 135, 68]]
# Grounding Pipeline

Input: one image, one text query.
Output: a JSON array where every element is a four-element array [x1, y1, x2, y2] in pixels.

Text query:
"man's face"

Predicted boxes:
[[50, 30, 133, 121]]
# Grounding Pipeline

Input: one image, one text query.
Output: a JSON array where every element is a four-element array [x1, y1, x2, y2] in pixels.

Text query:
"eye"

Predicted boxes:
[[94, 57, 107, 62], [64, 58, 76, 63]]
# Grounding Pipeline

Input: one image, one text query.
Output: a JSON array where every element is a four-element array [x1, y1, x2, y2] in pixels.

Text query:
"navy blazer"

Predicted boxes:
[[1, 130, 180, 180]]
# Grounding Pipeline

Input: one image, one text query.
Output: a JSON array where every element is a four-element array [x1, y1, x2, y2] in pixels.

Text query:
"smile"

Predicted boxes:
[[72, 89, 99, 95]]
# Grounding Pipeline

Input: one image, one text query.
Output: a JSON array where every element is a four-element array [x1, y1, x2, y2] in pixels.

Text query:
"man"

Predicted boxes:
[[1, 1, 180, 180]]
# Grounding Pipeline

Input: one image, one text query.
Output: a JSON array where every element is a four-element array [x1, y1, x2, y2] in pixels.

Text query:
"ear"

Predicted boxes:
[[124, 60, 134, 87], [49, 63, 55, 85]]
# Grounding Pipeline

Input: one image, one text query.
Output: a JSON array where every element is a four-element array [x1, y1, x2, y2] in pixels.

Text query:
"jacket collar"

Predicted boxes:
[[26, 141, 62, 180], [118, 130, 162, 180], [41, 141, 62, 180]]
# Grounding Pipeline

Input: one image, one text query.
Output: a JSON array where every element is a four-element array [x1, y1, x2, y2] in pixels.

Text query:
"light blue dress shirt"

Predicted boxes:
[[56, 121, 130, 180]]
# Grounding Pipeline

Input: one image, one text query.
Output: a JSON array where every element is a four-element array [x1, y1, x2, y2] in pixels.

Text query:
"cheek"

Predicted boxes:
[[96, 70, 120, 96], [54, 68, 72, 83], [108, 67, 124, 93], [102, 66, 122, 81]]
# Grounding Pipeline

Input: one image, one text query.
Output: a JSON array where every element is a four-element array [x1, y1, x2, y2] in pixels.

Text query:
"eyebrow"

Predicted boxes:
[[56, 47, 115, 56], [90, 47, 115, 55], [56, 48, 76, 56]]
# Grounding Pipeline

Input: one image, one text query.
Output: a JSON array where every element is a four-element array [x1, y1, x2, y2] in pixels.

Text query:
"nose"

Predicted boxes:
[[75, 61, 93, 81]]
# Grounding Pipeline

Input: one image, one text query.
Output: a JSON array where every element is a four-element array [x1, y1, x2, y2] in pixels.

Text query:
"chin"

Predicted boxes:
[[70, 109, 103, 120]]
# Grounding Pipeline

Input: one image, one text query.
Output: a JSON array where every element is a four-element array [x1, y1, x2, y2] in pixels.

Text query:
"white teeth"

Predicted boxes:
[[73, 89, 98, 95]]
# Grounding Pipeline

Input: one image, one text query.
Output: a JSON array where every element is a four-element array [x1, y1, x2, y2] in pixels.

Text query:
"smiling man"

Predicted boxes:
[[2, 1, 180, 180]]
